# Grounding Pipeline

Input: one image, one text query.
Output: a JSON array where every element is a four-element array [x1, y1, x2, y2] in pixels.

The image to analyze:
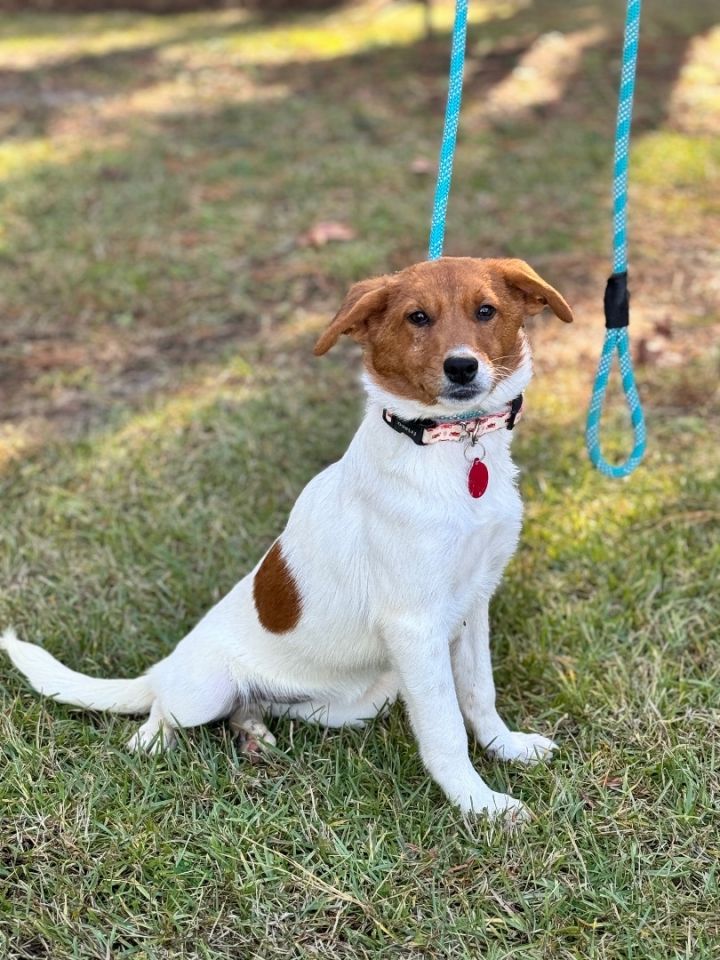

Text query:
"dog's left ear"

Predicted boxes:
[[314, 276, 390, 356], [499, 259, 574, 323]]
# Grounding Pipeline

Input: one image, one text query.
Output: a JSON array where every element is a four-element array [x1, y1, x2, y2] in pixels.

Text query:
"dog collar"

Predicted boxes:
[[382, 395, 523, 447]]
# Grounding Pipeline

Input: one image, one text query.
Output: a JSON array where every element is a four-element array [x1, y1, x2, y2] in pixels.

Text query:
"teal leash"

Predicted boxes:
[[428, 0, 468, 261], [585, 0, 646, 477], [426, 0, 473, 424]]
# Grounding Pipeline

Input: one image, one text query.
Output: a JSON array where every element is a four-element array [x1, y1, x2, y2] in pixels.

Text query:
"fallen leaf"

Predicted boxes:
[[653, 317, 673, 339], [297, 220, 357, 248], [409, 156, 435, 174]]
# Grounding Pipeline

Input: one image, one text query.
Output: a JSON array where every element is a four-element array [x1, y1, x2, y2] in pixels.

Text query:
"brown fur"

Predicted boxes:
[[253, 541, 302, 634], [314, 257, 573, 405]]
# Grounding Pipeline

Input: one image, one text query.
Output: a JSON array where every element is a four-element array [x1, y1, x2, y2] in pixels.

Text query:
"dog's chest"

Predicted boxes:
[[362, 432, 523, 598], [431, 448, 519, 557]]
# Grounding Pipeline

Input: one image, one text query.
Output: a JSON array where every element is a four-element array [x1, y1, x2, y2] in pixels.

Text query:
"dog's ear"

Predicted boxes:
[[499, 259, 573, 323], [314, 276, 390, 356]]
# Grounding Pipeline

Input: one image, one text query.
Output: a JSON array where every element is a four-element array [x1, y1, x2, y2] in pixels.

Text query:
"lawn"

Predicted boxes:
[[1, 1, 719, 957]]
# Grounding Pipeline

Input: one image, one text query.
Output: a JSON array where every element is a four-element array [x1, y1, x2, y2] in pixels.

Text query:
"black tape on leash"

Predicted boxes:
[[604, 271, 630, 330]]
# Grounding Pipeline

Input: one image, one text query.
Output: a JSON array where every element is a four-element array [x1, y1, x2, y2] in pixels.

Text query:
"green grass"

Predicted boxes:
[[1, 1, 719, 957]]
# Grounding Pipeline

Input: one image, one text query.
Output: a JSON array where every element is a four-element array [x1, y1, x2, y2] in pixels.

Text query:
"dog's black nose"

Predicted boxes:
[[444, 356, 479, 385]]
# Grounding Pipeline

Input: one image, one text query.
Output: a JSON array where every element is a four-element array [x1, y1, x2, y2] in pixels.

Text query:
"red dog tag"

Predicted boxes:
[[467, 458, 489, 498]]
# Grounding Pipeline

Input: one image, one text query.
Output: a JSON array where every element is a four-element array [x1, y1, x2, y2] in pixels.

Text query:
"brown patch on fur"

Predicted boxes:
[[314, 257, 573, 405], [253, 541, 302, 633]]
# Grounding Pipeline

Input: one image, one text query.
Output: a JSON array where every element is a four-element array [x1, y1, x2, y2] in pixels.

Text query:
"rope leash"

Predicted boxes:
[[428, 0, 468, 261], [429, 0, 647, 477], [585, 0, 646, 477]]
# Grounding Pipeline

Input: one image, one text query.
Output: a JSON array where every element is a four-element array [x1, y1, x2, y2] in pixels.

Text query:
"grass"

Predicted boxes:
[[1, 1, 719, 957]]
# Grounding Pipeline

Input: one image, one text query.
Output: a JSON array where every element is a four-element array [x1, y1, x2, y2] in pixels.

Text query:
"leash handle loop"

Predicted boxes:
[[428, 0, 468, 261], [586, 326, 646, 478], [586, 0, 647, 478]]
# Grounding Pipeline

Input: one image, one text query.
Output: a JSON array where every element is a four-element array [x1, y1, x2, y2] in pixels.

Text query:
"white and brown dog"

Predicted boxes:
[[2, 256, 573, 820]]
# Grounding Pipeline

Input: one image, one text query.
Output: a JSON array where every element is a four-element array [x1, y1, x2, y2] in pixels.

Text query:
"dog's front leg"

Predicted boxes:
[[453, 602, 557, 764], [389, 619, 526, 820]]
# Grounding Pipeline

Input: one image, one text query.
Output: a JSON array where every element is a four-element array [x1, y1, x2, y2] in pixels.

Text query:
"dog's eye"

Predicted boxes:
[[476, 304, 496, 321], [407, 310, 432, 327]]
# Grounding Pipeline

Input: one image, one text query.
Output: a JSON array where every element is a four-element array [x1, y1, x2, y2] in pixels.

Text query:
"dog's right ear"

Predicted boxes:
[[498, 259, 574, 324], [314, 276, 390, 356]]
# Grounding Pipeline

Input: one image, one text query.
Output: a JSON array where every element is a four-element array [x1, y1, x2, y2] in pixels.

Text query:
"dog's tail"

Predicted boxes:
[[1, 628, 154, 714]]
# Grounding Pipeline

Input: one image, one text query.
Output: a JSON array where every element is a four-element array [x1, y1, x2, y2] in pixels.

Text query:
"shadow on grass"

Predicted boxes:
[[3, 0, 716, 136], [1, 0, 717, 440]]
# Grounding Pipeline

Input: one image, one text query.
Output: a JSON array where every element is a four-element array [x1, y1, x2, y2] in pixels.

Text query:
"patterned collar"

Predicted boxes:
[[382, 395, 523, 447]]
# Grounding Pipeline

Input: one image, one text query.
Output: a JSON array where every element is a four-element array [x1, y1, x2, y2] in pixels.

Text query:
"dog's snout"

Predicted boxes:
[[443, 356, 479, 385]]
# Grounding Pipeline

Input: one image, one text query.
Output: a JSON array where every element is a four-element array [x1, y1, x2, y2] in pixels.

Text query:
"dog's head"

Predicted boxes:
[[314, 257, 573, 416]]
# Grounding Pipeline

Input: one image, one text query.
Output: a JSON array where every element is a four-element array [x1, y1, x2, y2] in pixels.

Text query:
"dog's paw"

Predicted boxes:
[[451, 782, 530, 823], [127, 723, 177, 755], [230, 715, 277, 758], [482, 791, 531, 825], [485, 731, 557, 765]]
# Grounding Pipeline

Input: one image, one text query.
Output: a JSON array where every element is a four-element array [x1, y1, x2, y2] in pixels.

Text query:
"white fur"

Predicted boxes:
[[2, 331, 556, 820]]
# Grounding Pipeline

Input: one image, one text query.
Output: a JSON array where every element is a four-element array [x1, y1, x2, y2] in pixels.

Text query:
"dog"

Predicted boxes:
[[2, 256, 573, 820]]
